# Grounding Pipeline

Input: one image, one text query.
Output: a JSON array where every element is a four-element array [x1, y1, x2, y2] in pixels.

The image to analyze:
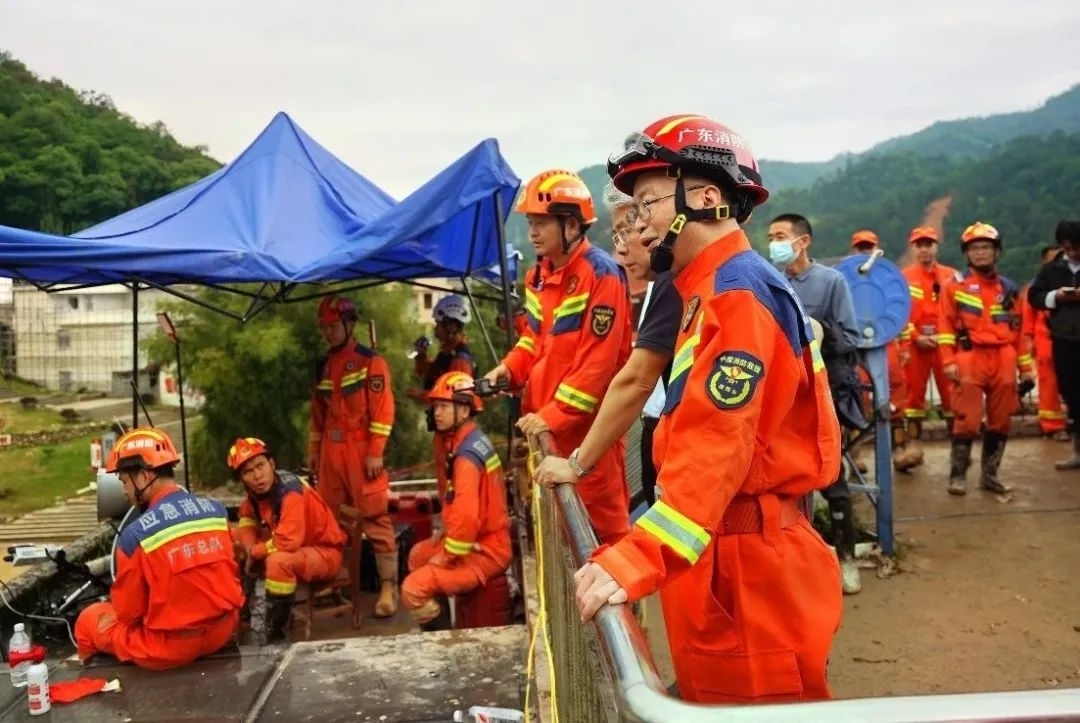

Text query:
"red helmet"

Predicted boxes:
[[607, 115, 768, 220], [427, 371, 483, 414], [317, 295, 358, 325], [227, 437, 270, 473], [106, 427, 181, 473], [961, 221, 1001, 248], [514, 169, 598, 226]]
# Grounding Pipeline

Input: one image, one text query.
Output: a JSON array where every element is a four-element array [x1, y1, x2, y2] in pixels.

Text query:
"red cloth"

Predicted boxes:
[[51, 677, 109, 703]]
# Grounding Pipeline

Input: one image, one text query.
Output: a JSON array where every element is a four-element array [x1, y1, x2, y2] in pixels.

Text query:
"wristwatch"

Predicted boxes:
[[567, 448, 593, 478]]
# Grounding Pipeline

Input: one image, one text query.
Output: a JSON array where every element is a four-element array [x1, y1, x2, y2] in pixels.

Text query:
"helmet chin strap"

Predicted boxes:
[[132, 471, 158, 510], [327, 321, 355, 353], [649, 176, 731, 274]]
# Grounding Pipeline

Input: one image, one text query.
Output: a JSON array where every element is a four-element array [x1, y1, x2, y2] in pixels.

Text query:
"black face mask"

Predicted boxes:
[[650, 243, 674, 274]]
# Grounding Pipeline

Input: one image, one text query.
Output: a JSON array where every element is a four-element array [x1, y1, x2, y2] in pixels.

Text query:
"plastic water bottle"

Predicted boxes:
[[453, 706, 525, 723], [8, 623, 31, 688], [26, 662, 50, 716]]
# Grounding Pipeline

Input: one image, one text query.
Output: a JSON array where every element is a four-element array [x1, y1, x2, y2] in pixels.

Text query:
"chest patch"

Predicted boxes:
[[682, 296, 701, 332]]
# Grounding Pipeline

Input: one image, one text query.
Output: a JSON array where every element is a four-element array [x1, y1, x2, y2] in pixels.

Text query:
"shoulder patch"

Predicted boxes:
[[712, 250, 808, 358], [590, 305, 616, 337], [369, 375, 385, 393], [681, 296, 701, 332], [707, 351, 765, 410]]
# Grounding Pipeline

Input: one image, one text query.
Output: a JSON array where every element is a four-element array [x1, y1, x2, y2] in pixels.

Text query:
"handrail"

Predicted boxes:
[[527, 431, 1080, 723]]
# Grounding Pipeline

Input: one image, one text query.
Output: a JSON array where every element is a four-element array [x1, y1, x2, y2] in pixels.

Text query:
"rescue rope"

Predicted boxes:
[[523, 439, 560, 723]]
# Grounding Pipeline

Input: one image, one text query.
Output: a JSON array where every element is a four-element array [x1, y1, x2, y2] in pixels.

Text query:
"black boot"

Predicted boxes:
[[980, 432, 1011, 494], [264, 593, 295, 644], [948, 438, 972, 495], [828, 497, 861, 594]]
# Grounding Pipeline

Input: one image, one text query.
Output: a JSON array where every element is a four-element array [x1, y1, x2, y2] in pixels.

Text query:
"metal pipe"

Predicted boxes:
[[527, 433, 1080, 723], [131, 283, 139, 428]]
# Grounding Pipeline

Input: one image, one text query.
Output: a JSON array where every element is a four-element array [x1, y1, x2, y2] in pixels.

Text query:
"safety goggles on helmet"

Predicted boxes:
[[607, 132, 744, 187]]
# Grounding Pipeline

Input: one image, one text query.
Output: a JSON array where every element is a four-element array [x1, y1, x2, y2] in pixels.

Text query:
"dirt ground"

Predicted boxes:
[[644, 435, 1080, 699]]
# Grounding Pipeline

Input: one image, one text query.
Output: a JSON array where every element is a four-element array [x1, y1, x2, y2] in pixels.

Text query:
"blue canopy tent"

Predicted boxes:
[[0, 112, 522, 425]]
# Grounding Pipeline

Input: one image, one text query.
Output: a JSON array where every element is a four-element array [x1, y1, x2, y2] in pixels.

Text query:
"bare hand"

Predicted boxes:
[[364, 456, 384, 480], [944, 362, 960, 383], [915, 335, 938, 350], [574, 562, 629, 623], [516, 413, 549, 437], [483, 364, 510, 388], [430, 551, 455, 568], [534, 456, 578, 487]]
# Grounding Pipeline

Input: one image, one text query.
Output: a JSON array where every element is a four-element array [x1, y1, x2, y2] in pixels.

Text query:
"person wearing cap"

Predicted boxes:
[[938, 222, 1035, 495], [308, 294, 399, 617], [847, 230, 922, 474], [1028, 220, 1080, 468], [901, 226, 959, 454], [229, 437, 347, 642], [576, 115, 842, 703], [401, 372, 512, 627], [74, 427, 244, 670]]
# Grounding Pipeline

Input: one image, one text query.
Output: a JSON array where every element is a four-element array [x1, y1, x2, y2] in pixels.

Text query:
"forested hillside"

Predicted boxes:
[[0, 51, 221, 234]]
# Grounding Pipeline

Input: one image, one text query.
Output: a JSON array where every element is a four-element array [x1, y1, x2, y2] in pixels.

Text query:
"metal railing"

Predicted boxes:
[[526, 432, 1080, 723]]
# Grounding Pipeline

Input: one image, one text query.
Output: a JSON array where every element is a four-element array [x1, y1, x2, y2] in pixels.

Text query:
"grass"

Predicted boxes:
[[0, 434, 99, 518], [0, 403, 78, 433]]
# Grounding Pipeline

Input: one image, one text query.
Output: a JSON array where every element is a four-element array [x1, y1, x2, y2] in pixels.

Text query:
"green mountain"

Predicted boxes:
[[0, 50, 222, 234]]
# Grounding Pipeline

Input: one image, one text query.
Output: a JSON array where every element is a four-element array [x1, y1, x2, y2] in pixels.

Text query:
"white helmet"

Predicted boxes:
[[433, 294, 470, 325]]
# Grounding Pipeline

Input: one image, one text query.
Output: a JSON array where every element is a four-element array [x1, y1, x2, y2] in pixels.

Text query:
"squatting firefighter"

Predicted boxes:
[[769, 213, 863, 595], [407, 293, 477, 401], [576, 115, 843, 704], [938, 222, 1035, 495], [1021, 246, 1069, 440], [484, 169, 633, 545], [401, 372, 512, 625], [849, 230, 922, 473], [75, 428, 243, 670], [1028, 219, 1080, 469], [534, 179, 680, 512], [308, 295, 399, 617], [229, 437, 347, 642], [901, 226, 958, 455]]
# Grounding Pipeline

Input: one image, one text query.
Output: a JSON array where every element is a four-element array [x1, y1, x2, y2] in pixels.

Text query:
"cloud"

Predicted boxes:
[[3, 0, 1079, 195]]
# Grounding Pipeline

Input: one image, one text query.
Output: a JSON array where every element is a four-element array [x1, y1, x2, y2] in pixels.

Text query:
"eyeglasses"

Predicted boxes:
[[625, 186, 705, 226]]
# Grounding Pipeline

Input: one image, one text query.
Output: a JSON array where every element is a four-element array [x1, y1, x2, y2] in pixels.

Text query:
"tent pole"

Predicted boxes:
[[460, 277, 497, 367], [492, 191, 520, 426], [131, 283, 139, 429]]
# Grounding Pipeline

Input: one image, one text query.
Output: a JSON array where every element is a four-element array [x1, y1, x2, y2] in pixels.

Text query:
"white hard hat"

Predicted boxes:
[[433, 294, 470, 325]]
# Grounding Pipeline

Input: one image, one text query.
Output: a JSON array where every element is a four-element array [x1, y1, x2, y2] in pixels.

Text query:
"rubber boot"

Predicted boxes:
[[264, 593, 295, 644], [948, 438, 972, 496], [905, 418, 926, 468], [891, 420, 921, 472], [373, 552, 400, 618], [828, 497, 861, 595], [1055, 433, 1080, 470], [980, 432, 1011, 494]]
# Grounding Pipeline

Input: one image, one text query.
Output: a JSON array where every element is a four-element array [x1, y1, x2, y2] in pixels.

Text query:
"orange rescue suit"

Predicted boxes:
[[402, 421, 513, 610], [309, 342, 396, 554], [938, 270, 1033, 438], [593, 232, 843, 704], [902, 262, 957, 419], [1020, 281, 1066, 433], [235, 470, 347, 596], [75, 484, 244, 670], [502, 239, 633, 544]]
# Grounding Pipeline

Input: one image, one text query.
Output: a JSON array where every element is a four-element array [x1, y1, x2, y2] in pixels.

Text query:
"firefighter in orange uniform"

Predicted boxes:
[[1021, 246, 1069, 439], [75, 428, 243, 670], [484, 170, 632, 545], [902, 226, 958, 455], [401, 372, 513, 626], [850, 230, 921, 471], [307, 295, 398, 616], [229, 437, 347, 642], [573, 115, 842, 703], [938, 222, 1036, 495]]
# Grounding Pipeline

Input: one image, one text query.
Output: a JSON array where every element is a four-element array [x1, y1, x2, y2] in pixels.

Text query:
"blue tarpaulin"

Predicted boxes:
[[0, 112, 520, 288]]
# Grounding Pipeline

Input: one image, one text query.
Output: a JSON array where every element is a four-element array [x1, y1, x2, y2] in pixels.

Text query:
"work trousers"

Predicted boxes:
[[318, 435, 396, 554]]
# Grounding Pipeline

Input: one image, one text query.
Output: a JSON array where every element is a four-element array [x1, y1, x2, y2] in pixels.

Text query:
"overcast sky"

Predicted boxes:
[[3, 1, 1079, 197]]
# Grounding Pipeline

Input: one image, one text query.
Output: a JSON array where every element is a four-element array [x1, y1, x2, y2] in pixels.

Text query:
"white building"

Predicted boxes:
[[11, 283, 173, 394]]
